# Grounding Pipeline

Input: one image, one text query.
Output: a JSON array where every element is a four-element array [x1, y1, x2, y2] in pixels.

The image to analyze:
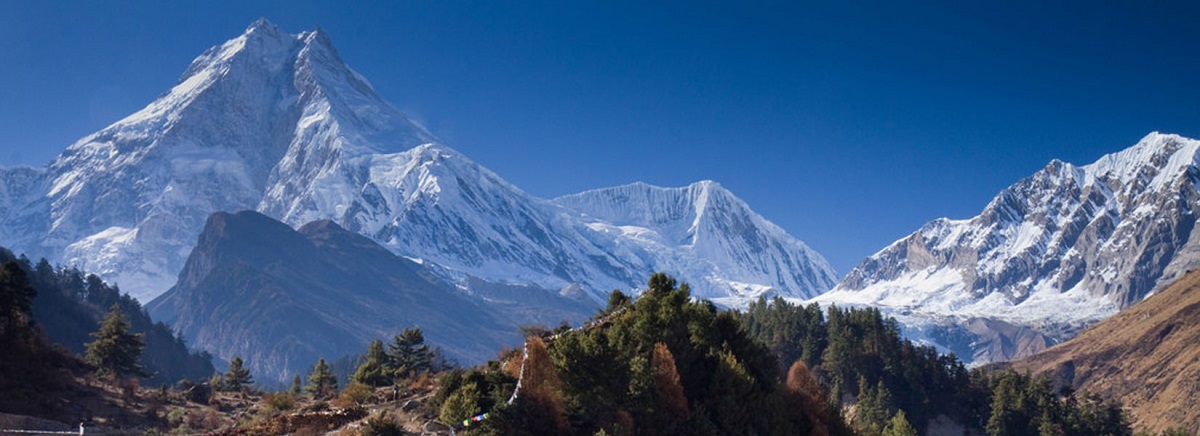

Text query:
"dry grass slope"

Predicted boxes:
[[1014, 269, 1200, 433]]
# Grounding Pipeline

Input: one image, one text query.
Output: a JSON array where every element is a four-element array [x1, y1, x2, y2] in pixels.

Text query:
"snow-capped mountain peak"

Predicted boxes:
[[817, 132, 1200, 364], [0, 21, 834, 308]]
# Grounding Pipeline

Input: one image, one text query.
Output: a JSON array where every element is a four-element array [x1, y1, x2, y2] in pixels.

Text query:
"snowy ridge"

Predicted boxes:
[[0, 20, 834, 307], [554, 181, 838, 301], [817, 132, 1200, 363]]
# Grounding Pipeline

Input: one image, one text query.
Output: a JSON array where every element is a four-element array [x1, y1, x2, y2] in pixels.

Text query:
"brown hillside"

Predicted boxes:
[[1013, 269, 1200, 433]]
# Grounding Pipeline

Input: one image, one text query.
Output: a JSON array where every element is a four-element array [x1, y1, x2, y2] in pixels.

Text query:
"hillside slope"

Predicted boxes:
[[1013, 268, 1200, 433], [147, 211, 525, 382]]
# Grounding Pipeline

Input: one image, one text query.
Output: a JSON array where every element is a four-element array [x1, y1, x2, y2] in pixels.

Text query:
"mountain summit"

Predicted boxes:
[[817, 132, 1200, 363], [0, 20, 834, 305]]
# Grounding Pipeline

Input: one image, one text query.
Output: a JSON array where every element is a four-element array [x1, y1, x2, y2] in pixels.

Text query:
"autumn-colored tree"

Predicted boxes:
[[519, 336, 567, 433], [785, 359, 830, 436], [644, 342, 689, 433]]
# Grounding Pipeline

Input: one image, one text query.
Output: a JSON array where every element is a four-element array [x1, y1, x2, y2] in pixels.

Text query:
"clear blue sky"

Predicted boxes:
[[2, 1, 1198, 274]]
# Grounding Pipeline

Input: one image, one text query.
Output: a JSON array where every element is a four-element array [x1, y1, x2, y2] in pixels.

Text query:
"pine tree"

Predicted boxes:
[[209, 372, 226, 391], [225, 356, 253, 391], [882, 410, 917, 436], [709, 350, 757, 435], [387, 328, 433, 379], [986, 371, 1020, 436], [306, 358, 338, 398], [353, 339, 391, 387], [85, 303, 145, 379], [855, 376, 896, 436], [606, 289, 630, 311], [290, 374, 302, 395]]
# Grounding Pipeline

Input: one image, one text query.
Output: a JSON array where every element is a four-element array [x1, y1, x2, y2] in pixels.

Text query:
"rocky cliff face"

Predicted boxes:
[[817, 132, 1200, 364]]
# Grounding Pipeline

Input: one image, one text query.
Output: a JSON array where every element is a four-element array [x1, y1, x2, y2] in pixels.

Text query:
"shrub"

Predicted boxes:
[[360, 411, 406, 436], [261, 392, 297, 416]]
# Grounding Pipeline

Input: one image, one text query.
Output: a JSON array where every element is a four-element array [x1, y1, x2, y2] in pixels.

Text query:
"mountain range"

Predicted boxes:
[[3, 19, 1200, 376], [0, 19, 836, 309], [816, 132, 1200, 363]]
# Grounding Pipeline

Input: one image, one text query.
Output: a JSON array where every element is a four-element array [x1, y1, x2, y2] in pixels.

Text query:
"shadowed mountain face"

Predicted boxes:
[[147, 210, 517, 383], [817, 132, 1200, 364], [1013, 268, 1200, 434]]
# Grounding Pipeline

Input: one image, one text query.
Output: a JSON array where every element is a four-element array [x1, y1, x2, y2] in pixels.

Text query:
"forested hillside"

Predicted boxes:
[[739, 297, 1133, 436], [0, 246, 213, 386], [432, 274, 1137, 435], [431, 273, 850, 435]]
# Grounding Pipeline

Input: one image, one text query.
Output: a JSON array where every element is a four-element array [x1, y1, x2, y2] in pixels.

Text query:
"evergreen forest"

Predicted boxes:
[[432, 273, 1134, 435], [0, 247, 214, 387]]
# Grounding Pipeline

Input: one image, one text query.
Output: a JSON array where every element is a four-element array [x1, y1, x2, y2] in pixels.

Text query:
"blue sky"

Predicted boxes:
[[2, 1, 1198, 274]]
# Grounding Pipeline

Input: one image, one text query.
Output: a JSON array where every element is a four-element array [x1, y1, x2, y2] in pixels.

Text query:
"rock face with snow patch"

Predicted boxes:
[[0, 19, 834, 307], [817, 133, 1200, 364]]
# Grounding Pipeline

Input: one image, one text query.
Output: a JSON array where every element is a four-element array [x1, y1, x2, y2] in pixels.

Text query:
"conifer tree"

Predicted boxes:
[[606, 289, 630, 311], [439, 380, 482, 424], [306, 358, 338, 398], [855, 376, 895, 436], [0, 261, 36, 338], [290, 374, 302, 395], [387, 328, 433, 379], [85, 303, 145, 379], [353, 339, 391, 386], [209, 372, 226, 391], [709, 350, 757, 434], [224, 356, 253, 391], [882, 410, 917, 436]]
